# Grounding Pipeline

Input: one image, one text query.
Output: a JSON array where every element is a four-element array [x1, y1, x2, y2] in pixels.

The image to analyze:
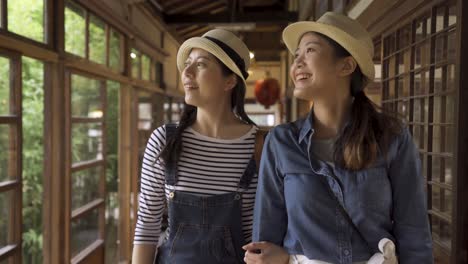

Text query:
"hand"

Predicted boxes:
[[243, 241, 289, 264]]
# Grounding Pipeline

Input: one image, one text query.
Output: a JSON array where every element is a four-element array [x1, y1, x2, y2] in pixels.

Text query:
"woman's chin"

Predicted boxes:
[[184, 95, 198, 106], [293, 86, 313, 100]]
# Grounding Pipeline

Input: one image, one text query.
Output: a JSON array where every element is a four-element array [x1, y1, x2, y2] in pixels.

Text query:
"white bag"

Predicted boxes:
[[367, 238, 398, 264]]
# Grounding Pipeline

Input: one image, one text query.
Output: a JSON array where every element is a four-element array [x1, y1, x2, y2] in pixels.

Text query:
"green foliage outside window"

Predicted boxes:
[[8, 0, 44, 42], [22, 57, 44, 264], [65, 2, 86, 57], [0, 57, 10, 115], [89, 15, 106, 65], [109, 30, 121, 72], [141, 55, 151, 81], [105, 81, 119, 264]]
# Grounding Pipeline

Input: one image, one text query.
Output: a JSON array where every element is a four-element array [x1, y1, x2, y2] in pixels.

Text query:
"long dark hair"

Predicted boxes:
[[315, 32, 403, 170], [158, 57, 255, 166]]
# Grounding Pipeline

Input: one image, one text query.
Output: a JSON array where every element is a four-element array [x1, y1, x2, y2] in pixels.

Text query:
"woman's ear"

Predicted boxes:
[[224, 74, 238, 91], [338, 56, 358, 77]]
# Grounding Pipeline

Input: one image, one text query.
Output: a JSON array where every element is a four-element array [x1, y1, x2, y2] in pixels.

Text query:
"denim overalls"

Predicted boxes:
[[156, 124, 256, 264]]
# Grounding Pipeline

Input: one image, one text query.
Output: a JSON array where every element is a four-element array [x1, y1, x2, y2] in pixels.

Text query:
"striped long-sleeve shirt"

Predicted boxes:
[[133, 125, 259, 245]]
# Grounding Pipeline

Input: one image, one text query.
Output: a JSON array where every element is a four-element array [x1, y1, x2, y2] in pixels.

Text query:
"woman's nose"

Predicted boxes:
[[183, 64, 195, 77]]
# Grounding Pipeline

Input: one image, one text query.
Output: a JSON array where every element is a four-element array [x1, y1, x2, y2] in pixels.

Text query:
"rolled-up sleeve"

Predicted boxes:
[[389, 128, 433, 263], [252, 130, 288, 245]]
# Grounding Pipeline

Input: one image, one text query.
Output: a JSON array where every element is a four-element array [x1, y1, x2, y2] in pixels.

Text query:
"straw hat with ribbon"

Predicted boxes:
[[282, 12, 375, 83], [177, 29, 250, 86]]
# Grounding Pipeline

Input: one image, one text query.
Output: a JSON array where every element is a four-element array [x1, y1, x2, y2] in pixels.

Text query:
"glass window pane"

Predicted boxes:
[[0, 56, 10, 115], [448, 5, 456, 27], [426, 16, 432, 35], [444, 125, 454, 153], [444, 157, 453, 185], [447, 31, 456, 62], [413, 98, 421, 123], [397, 100, 409, 121], [109, 29, 121, 72], [398, 24, 411, 48], [22, 57, 44, 263], [138, 102, 152, 130], [397, 76, 410, 98], [445, 93, 455, 124], [131, 49, 140, 79], [431, 184, 441, 211], [0, 125, 13, 182], [0, 191, 12, 248], [387, 34, 396, 56], [7, 0, 44, 42], [71, 75, 102, 117], [0, 0, 3, 28], [72, 122, 103, 163], [436, 6, 446, 32], [397, 52, 404, 75], [432, 125, 441, 152], [435, 34, 445, 63], [71, 209, 99, 258], [439, 220, 451, 250], [415, 17, 427, 43], [432, 217, 451, 250], [388, 79, 395, 99], [72, 166, 101, 210], [65, 2, 86, 57], [415, 71, 430, 95], [447, 64, 455, 91], [422, 41, 430, 67], [89, 15, 106, 65], [105, 81, 119, 264], [155, 62, 163, 87], [141, 55, 150, 81], [433, 96, 444, 123]]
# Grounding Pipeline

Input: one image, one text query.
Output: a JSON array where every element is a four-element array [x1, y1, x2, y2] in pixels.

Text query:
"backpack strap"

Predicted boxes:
[[254, 129, 269, 173], [164, 123, 178, 185], [165, 123, 177, 140]]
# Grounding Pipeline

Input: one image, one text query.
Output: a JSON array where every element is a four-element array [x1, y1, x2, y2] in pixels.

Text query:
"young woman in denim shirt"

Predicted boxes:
[[244, 12, 433, 264]]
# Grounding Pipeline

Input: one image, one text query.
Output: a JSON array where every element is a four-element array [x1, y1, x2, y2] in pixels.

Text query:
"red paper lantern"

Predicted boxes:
[[254, 78, 280, 109]]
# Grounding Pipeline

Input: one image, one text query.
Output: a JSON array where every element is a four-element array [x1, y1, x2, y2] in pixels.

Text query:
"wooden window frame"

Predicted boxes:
[[0, 49, 22, 264], [65, 70, 107, 263], [380, 1, 461, 261]]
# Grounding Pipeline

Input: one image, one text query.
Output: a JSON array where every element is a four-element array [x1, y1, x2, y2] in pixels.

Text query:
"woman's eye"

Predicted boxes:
[[184, 62, 190, 67], [197, 62, 205, 67], [306, 48, 314, 53]]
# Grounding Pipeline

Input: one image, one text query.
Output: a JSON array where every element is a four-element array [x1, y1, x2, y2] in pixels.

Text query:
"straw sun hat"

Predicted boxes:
[[177, 29, 250, 86], [282, 12, 375, 82]]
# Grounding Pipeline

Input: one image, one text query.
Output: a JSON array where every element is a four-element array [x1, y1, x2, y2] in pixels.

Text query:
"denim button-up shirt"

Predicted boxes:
[[252, 111, 433, 264]]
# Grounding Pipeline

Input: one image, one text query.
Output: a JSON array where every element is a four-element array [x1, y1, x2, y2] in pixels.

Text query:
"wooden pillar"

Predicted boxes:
[[453, 0, 468, 263], [43, 0, 66, 263]]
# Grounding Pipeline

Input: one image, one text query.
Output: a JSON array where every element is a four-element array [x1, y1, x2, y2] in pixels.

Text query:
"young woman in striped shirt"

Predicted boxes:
[[132, 29, 261, 264]]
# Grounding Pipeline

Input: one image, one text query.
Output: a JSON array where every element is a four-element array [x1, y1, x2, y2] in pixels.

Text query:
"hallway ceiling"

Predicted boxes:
[[147, 0, 298, 61]]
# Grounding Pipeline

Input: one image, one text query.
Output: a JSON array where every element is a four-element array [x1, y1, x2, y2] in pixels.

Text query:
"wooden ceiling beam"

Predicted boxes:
[[166, 0, 209, 15], [188, 1, 225, 14], [183, 26, 212, 38], [177, 25, 200, 35], [164, 11, 298, 25]]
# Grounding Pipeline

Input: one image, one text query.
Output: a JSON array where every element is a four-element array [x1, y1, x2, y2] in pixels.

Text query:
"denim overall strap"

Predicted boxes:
[[164, 123, 178, 186]]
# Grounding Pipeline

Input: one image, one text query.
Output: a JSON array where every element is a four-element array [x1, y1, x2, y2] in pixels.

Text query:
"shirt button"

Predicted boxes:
[[169, 192, 175, 199], [343, 249, 350, 256]]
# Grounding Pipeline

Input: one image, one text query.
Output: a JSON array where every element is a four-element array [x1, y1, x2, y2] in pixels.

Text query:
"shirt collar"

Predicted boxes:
[[298, 109, 315, 144]]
